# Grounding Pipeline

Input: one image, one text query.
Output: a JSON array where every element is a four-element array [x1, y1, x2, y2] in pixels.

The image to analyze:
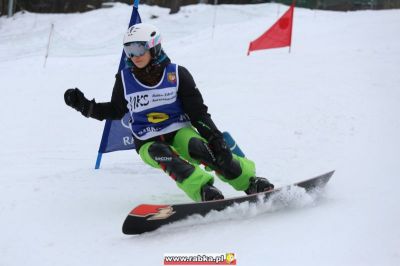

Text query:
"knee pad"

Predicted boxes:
[[148, 141, 195, 183], [188, 138, 241, 179], [188, 138, 216, 166], [148, 141, 175, 161]]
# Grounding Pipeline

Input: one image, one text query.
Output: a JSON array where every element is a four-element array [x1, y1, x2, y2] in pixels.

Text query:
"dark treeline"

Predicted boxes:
[[1, 0, 400, 16]]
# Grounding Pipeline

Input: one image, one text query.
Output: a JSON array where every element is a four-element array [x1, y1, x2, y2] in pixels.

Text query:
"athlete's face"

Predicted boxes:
[[131, 51, 151, 69]]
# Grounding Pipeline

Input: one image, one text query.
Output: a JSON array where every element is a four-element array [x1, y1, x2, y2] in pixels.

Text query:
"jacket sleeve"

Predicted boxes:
[[177, 66, 222, 140], [89, 73, 128, 121]]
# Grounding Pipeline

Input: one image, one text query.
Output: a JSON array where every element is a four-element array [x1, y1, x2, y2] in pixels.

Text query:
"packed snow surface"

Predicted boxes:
[[1, 3, 399, 266]]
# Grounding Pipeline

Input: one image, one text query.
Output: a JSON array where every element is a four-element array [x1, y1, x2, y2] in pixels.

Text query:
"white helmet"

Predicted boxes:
[[123, 23, 162, 58]]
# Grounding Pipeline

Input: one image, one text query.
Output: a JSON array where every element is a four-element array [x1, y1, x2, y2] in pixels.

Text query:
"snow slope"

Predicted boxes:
[[1, 3, 400, 265]]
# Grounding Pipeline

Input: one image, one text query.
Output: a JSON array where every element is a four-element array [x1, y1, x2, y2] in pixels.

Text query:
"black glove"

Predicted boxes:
[[64, 88, 94, 118], [208, 133, 233, 167]]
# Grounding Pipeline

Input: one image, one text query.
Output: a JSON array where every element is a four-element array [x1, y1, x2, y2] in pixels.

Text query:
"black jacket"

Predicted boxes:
[[89, 64, 222, 151]]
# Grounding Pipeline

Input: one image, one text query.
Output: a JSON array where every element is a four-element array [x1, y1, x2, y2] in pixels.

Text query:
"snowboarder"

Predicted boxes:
[[64, 23, 274, 202]]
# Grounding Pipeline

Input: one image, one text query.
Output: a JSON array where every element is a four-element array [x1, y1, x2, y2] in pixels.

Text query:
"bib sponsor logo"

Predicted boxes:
[[127, 87, 178, 113], [129, 94, 149, 111], [167, 72, 177, 84], [137, 126, 160, 136], [147, 112, 169, 123]]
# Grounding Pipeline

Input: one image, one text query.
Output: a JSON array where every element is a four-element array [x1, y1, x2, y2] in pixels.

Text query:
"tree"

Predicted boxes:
[[169, 0, 181, 14], [0, 0, 6, 16]]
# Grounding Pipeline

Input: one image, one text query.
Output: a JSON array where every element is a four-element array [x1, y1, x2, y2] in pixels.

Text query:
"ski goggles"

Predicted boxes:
[[123, 42, 149, 58]]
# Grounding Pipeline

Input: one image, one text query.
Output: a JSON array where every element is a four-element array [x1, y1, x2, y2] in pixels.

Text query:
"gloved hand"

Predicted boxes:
[[64, 88, 94, 117], [208, 133, 233, 167]]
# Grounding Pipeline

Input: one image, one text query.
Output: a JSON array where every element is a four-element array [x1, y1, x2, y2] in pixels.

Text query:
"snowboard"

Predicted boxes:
[[122, 170, 334, 235]]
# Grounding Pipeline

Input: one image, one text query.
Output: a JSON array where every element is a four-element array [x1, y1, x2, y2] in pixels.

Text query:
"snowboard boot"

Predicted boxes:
[[245, 177, 275, 195], [201, 183, 224, 201]]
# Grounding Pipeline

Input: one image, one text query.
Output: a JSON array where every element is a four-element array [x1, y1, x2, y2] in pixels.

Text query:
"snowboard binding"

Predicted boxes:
[[201, 184, 224, 201], [245, 177, 275, 195]]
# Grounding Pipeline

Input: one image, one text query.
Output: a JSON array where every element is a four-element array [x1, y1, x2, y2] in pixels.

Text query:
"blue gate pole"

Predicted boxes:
[[223, 131, 245, 157], [94, 1, 140, 169], [95, 152, 103, 169]]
